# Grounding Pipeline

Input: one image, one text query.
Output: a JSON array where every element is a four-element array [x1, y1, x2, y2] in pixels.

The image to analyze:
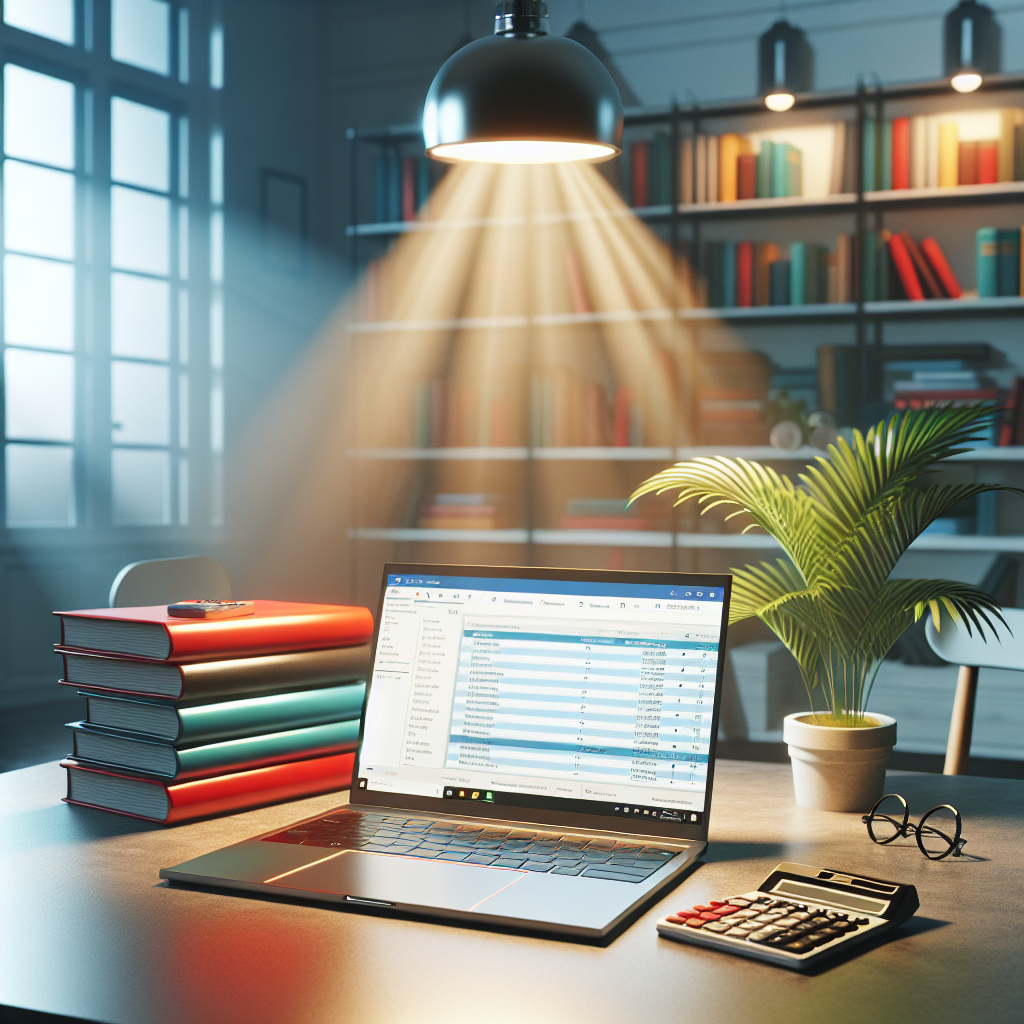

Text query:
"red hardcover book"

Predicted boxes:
[[401, 156, 417, 221], [887, 234, 924, 300], [919, 237, 963, 298], [737, 154, 756, 200], [631, 142, 649, 207], [62, 752, 354, 824], [736, 241, 753, 306], [977, 141, 997, 184], [55, 601, 374, 662], [899, 232, 943, 298], [613, 387, 632, 446], [958, 141, 979, 186], [892, 117, 910, 189]]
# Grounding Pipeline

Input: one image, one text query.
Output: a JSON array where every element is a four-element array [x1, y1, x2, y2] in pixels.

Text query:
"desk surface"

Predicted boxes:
[[1, 760, 1020, 1024]]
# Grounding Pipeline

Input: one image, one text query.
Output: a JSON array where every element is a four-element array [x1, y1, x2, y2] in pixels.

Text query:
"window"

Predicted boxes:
[[1, 2, 222, 531]]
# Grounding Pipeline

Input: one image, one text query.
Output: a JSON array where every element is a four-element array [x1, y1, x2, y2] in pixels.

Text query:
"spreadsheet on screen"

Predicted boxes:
[[359, 574, 726, 814]]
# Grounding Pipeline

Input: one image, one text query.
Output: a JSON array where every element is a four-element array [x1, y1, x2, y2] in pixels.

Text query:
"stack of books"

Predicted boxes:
[[374, 153, 440, 223], [58, 600, 373, 824], [696, 352, 772, 446], [418, 493, 498, 530]]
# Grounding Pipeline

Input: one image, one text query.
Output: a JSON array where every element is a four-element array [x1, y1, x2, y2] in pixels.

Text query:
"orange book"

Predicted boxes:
[[55, 601, 375, 662], [958, 141, 979, 186], [718, 133, 751, 203], [63, 752, 355, 824], [977, 141, 997, 184], [754, 242, 780, 306], [938, 123, 958, 186], [892, 117, 910, 189], [919, 237, 963, 298], [887, 234, 924, 300], [737, 154, 757, 200]]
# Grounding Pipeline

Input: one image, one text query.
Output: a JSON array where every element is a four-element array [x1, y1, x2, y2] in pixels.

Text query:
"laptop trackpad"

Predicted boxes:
[[270, 851, 524, 912]]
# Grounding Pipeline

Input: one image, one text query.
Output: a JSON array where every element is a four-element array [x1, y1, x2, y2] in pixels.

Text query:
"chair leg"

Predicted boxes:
[[943, 665, 979, 776]]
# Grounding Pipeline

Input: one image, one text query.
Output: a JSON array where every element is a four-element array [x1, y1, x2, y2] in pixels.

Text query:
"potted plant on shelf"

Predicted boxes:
[[631, 406, 1022, 812]]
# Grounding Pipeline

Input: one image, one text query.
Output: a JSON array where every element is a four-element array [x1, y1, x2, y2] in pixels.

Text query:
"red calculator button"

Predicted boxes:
[[673, 910, 698, 919], [665, 915, 688, 924], [699, 911, 721, 921], [709, 900, 727, 907], [686, 918, 706, 928], [717, 906, 741, 916], [693, 905, 715, 912]]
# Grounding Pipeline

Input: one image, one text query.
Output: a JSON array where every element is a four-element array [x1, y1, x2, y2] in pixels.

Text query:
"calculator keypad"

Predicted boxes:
[[665, 895, 871, 954]]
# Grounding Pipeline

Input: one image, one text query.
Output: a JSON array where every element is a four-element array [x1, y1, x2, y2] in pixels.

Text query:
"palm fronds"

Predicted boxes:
[[631, 407, 1022, 719]]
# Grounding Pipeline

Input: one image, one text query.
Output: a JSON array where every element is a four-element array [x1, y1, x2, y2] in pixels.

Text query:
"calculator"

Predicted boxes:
[[657, 861, 919, 970]]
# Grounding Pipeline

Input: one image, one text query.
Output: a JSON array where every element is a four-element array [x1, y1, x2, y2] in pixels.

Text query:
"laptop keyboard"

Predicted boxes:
[[263, 810, 680, 883]]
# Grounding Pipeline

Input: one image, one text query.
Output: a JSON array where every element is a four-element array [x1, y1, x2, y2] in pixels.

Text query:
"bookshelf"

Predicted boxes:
[[344, 73, 1024, 597]]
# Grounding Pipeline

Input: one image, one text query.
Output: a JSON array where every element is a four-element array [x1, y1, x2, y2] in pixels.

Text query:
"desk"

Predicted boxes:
[[1, 760, 1020, 1024]]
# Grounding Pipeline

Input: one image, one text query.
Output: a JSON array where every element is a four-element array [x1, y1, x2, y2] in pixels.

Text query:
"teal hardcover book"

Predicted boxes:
[[771, 144, 789, 198], [977, 227, 999, 297], [997, 229, 1020, 297], [880, 119, 893, 191], [722, 242, 737, 306], [756, 142, 773, 198], [84, 682, 366, 745], [862, 118, 876, 192], [68, 717, 361, 780], [790, 242, 807, 304]]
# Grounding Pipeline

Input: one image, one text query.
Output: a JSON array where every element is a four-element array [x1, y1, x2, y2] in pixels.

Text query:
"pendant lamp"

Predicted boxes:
[[423, 0, 623, 164], [944, 1, 1000, 93], [758, 19, 812, 112]]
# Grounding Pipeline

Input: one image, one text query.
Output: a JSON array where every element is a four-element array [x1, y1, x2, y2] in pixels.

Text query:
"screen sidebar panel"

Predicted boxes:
[[352, 565, 732, 843]]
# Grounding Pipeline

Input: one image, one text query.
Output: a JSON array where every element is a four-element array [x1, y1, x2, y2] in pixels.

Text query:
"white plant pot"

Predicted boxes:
[[783, 713, 897, 813]]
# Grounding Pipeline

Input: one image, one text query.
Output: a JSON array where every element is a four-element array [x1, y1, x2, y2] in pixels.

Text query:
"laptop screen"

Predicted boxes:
[[354, 564, 731, 839]]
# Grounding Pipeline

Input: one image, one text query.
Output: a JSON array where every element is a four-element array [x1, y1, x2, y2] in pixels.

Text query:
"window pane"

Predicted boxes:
[[112, 448, 170, 525], [4, 349, 74, 441], [110, 186, 169, 275], [3, 0, 74, 45], [3, 65, 75, 170], [5, 443, 75, 527], [4, 254, 74, 350], [111, 0, 170, 76], [111, 98, 170, 192], [4, 160, 75, 259], [111, 273, 169, 359], [111, 360, 169, 445]]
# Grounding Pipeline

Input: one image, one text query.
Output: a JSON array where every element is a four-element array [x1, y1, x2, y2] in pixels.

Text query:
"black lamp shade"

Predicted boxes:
[[423, 31, 623, 163], [944, 1, 1000, 75], [757, 20, 812, 97]]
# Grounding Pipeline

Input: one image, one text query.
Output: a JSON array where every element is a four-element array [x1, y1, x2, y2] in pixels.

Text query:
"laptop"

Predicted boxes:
[[161, 563, 732, 940]]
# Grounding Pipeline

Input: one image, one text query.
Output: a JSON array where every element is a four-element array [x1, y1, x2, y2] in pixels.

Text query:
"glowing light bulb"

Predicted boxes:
[[950, 72, 982, 93], [428, 140, 619, 165], [764, 91, 796, 112]]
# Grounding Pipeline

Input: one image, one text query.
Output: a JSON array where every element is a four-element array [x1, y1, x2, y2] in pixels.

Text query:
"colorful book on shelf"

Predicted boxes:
[[754, 242, 779, 305], [887, 233, 924, 301], [62, 752, 355, 824], [67, 716, 361, 781], [900, 232, 943, 299], [737, 153, 756, 200], [736, 241, 753, 306], [862, 118, 876, 191], [978, 140, 998, 184], [997, 229, 1021, 296], [769, 260, 790, 305], [959, 141, 979, 186], [938, 122, 959, 187], [756, 141, 773, 199], [772, 143, 801, 198], [879, 119, 893, 191], [920, 237, 962, 298], [80, 683, 366, 745], [892, 117, 910, 189], [55, 601, 374, 663], [57, 644, 371, 701], [976, 227, 1022, 298]]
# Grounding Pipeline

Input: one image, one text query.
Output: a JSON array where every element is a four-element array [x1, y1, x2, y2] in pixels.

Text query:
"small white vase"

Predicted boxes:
[[783, 713, 897, 812]]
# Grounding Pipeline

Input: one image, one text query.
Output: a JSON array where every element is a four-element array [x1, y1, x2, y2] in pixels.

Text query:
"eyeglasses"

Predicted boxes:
[[861, 793, 967, 860]]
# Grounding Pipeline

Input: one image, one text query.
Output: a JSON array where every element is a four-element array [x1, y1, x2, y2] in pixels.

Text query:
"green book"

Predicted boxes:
[[771, 143, 793, 198], [68, 717, 361, 780], [880, 119, 893, 191], [722, 241, 737, 307], [83, 682, 366, 745], [790, 242, 807, 304], [997, 229, 1020, 297], [977, 227, 999, 297], [756, 142, 773, 198], [862, 118, 876, 192]]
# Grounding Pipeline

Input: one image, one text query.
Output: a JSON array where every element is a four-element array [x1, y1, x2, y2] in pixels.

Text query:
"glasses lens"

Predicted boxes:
[[867, 794, 906, 844], [918, 805, 960, 860]]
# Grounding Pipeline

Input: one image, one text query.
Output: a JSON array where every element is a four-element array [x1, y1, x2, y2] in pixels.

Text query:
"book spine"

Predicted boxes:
[[938, 122, 959, 187], [978, 140, 997, 185], [977, 227, 999, 297], [722, 242, 737, 307], [790, 242, 806, 305], [887, 234, 924, 300], [736, 241, 753, 307], [737, 154, 756, 200], [417, 156, 431, 210], [997, 110, 1017, 183], [680, 136, 694, 204], [997, 229, 1021, 297], [877, 229, 893, 301], [920, 237, 963, 298], [707, 135, 719, 202], [719, 133, 739, 202], [892, 117, 910, 189], [910, 115, 928, 188], [756, 142, 772, 199], [880, 119, 893, 191], [958, 140, 979, 186], [771, 143, 787, 198], [829, 121, 846, 194], [900, 232, 943, 298], [862, 118, 876, 192], [613, 387, 631, 446], [769, 260, 790, 305], [695, 134, 707, 203], [836, 232, 852, 303]]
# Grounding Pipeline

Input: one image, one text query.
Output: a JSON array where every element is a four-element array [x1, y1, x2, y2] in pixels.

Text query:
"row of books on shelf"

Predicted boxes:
[[58, 601, 373, 823], [621, 108, 1024, 208], [374, 153, 444, 223]]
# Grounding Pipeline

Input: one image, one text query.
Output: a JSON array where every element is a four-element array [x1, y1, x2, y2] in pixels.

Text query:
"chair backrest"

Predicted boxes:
[[925, 608, 1024, 671], [109, 556, 233, 608]]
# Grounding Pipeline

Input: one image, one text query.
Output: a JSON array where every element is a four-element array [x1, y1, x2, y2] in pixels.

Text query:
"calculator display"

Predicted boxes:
[[772, 880, 888, 915]]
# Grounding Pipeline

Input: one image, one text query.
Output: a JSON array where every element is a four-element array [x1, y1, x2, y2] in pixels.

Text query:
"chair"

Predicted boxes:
[[109, 556, 233, 608], [925, 608, 1024, 775]]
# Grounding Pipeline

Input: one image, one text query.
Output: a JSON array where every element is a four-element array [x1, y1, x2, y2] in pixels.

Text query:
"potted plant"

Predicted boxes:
[[631, 407, 1021, 812]]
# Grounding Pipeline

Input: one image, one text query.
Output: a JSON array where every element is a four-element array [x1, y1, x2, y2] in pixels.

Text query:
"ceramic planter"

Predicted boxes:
[[783, 713, 897, 812]]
